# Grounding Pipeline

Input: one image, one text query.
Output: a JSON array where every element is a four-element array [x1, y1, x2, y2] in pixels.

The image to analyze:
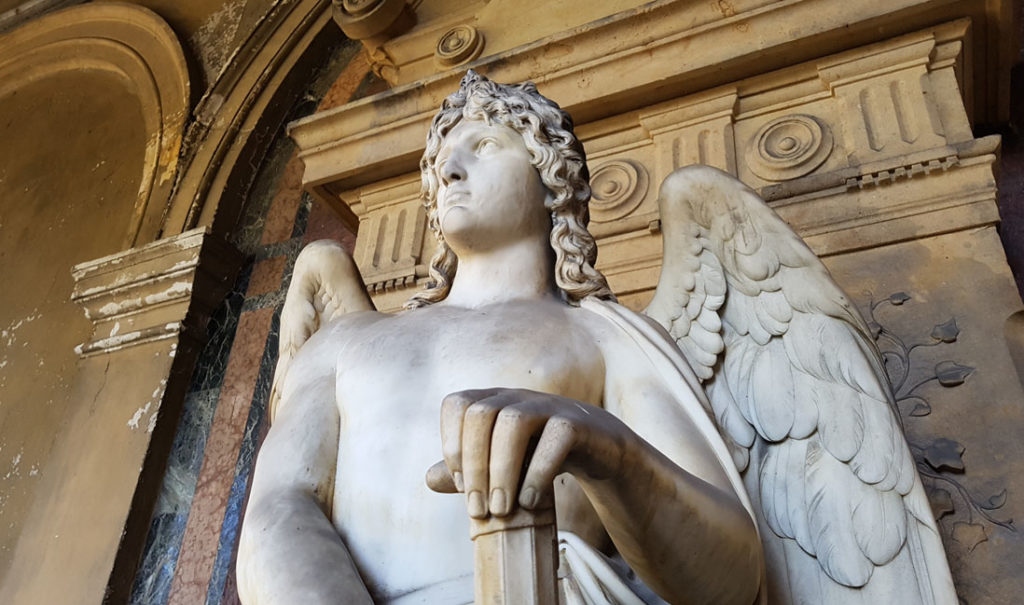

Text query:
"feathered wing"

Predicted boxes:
[[269, 240, 374, 423], [644, 165, 956, 603]]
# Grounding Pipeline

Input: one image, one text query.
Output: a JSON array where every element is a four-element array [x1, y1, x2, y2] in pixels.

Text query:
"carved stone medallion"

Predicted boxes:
[[588, 159, 648, 224], [745, 114, 833, 181], [435, 24, 484, 68]]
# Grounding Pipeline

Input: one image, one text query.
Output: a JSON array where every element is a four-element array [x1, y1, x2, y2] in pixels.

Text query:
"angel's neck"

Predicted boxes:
[[443, 238, 559, 308]]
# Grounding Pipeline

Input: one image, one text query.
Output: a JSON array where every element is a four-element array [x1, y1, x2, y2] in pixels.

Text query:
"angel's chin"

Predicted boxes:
[[439, 205, 473, 237]]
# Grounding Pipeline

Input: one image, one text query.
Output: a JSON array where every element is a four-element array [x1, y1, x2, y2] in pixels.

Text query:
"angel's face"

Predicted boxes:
[[434, 117, 552, 253]]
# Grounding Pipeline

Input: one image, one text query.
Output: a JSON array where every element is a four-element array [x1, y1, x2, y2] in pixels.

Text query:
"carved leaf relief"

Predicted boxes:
[[935, 361, 973, 387], [923, 438, 966, 473], [952, 522, 988, 552], [864, 291, 1015, 546], [931, 488, 954, 520], [888, 292, 911, 306], [930, 318, 960, 343], [982, 490, 1008, 511]]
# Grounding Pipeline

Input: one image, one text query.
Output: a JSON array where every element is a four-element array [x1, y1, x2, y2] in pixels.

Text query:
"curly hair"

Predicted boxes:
[[406, 70, 614, 309]]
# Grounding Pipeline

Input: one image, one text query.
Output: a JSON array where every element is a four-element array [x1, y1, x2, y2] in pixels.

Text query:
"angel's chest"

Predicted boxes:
[[333, 310, 604, 427]]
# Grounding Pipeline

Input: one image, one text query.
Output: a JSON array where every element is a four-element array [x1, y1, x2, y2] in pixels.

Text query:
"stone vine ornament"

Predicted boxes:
[[745, 113, 834, 181], [865, 293, 1014, 552], [236, 71, 956, 604]]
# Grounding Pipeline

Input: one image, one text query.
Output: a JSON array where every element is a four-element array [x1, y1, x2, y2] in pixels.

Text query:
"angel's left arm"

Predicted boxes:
[[581, 324, 763, 605]]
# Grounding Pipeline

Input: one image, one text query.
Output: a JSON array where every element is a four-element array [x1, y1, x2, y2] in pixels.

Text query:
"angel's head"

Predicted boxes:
[[406, 70, 613, 309]]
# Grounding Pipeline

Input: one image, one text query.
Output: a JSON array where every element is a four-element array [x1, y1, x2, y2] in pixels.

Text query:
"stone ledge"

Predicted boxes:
[[71, 228, 242, 357]]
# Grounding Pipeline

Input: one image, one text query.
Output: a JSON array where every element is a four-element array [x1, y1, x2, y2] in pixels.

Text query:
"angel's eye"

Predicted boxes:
[[475, 138, 499, 154]]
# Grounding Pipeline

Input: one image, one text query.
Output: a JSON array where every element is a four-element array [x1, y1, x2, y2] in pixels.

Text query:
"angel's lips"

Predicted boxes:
[[439, 191, 470, 220], [442, 189, 469, 205]]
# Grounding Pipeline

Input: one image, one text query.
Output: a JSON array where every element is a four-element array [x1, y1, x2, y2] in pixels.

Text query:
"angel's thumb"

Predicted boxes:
[[425, 460, 459, 493]]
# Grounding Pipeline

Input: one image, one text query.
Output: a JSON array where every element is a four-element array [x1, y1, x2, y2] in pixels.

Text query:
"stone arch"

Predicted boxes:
[[158, 0, 342, 240], [0, 2, 190, 247]]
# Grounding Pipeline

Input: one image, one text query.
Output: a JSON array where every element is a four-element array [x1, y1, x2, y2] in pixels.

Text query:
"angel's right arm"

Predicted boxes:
[[236, 363, 372, 604]]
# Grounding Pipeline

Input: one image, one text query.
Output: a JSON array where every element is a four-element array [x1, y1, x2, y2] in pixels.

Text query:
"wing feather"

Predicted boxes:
[[816, 382, 865, 463], [760, 439, 789, 537], [784, 439, 813, 551], [644, 165, 950, 599], [803, 440, 874, 587], [852, 479, 908, 565], [749, 338, 795, 442], [850, 398, 897, 486], [707, 374, 756, 450], [269, 240, 374, 422], [787, 365, 820, 440], [696, 302, 723, 332]]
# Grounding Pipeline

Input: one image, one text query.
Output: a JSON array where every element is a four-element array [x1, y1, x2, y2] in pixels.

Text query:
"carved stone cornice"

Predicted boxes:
[[71, 228, 242, 357], [295, 19, 1000, 313], [589, 20, 1001, 297], [289, 0, 1012, 210]]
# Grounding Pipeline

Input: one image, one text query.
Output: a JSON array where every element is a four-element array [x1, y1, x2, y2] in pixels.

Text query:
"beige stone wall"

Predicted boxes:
[[0, 69, 147, 572], [0, 1, 336, 602], [0, 4, 190, 593]]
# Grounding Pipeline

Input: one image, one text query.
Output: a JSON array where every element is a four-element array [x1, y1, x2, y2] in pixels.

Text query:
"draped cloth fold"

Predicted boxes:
[[557, 532, 667, 605]]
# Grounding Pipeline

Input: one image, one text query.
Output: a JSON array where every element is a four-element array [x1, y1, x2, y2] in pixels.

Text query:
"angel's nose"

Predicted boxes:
[[440, 154, 466, 185]]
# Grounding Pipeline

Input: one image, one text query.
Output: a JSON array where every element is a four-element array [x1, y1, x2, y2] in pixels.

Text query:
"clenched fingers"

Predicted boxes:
[[487, 404, 548, 515]]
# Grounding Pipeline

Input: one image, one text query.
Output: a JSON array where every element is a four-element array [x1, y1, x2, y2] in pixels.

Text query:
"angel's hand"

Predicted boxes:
[[425, 387, 636, 518]]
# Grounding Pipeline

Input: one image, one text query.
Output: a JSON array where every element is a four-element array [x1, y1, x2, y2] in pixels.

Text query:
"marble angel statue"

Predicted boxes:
[[235, 70, 957, 604]]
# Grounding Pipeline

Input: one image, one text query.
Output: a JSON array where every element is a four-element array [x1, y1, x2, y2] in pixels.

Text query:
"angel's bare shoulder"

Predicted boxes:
[[566, 301, 692, 409], [321, 308, 390, 336], [278, 310, 387, 390], [566, 301, 674, 374]]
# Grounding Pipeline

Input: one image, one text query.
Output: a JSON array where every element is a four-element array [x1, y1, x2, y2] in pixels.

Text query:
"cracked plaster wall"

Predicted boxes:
[[0, 0, 1021, 602], [0, 69, 147, 586]]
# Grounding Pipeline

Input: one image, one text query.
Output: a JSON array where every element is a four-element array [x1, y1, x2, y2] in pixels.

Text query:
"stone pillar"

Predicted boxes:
[[470, 508, 559, 605]]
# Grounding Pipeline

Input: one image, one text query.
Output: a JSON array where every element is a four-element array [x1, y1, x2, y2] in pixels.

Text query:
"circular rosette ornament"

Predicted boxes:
[[745, 114, 833, 181], [435, 25, 485, 68], [332, 0, 407, 40], [588, 159, 648, 224]]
